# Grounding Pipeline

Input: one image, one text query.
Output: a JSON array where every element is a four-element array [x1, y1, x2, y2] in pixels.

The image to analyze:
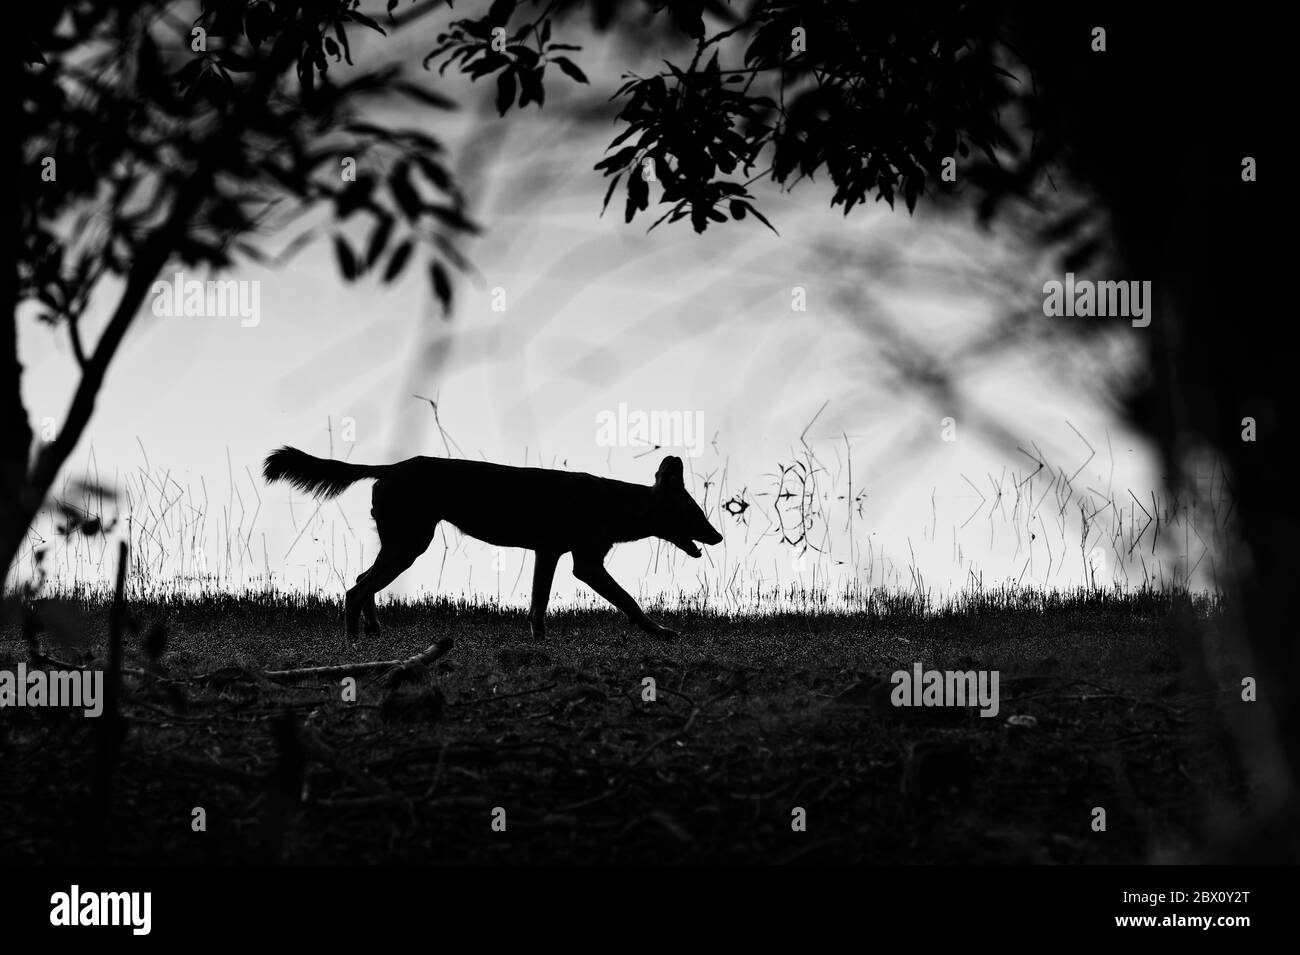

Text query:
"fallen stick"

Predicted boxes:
[[35, 639, 455, 688], [263, 638, 454, 683], [28, 649, 150, 680]]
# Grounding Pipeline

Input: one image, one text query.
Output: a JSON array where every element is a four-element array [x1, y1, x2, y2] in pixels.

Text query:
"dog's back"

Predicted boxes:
[[377, 456, 653, 552]]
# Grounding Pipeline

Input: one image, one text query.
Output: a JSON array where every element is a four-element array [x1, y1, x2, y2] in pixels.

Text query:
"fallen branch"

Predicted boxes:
[[28, 649, 150, 680], [263, 638, 454, 684]]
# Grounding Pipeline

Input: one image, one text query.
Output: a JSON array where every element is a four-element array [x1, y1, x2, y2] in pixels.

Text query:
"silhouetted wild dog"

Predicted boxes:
[[263, 448, 723, 640]]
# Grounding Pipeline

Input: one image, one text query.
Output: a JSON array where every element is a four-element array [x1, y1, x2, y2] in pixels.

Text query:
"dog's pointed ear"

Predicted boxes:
[[654, 455, 684, 489]]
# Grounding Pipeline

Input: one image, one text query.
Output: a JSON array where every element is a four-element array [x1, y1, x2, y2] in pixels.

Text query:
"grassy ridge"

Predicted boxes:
[[0, 589, 1258, 864]]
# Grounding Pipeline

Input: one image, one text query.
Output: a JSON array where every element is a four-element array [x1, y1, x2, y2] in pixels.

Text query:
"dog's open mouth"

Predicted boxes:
[[672, 538, 702, 558]]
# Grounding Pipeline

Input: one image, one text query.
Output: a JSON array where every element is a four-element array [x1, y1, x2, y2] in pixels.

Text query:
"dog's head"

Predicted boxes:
[[652, 455, 724, 558]]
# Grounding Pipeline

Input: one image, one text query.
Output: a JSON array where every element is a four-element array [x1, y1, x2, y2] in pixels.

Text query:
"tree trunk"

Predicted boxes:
[[3, 174, 211, 581]]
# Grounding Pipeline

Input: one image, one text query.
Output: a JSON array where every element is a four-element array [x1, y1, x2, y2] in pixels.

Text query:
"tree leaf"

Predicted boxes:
[[429, 261, 452, 317], [390, 163, 421, 220], [518, 67, 544, 108], [496, 69, 516, 115], [625, 171, 648, 223], [346, 10, 386, 34], [553, 56, 588, 84], [600, 173, 623, 216], [384, 239, 414, 282], [743, 202, 778, 235], [366, 215, 394, 269], [334, 236, 357, 280]]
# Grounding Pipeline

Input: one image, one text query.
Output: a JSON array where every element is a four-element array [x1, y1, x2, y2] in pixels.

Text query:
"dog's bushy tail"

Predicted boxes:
[[262, 447, 388, 499]]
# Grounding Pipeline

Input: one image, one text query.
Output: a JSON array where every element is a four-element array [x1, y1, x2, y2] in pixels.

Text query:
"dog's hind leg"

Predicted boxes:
[[346, 538, 432, 638], [352, 569, 382, 633], [346, 488, 438, 639], [345, 569, 375, 639]]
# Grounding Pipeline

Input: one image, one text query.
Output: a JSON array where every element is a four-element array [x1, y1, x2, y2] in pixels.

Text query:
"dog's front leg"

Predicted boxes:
[[572, 551, 678, 639], [528, 550, 561, 639]]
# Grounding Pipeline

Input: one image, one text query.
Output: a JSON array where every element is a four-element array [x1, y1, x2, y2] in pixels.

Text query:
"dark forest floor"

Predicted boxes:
[[0, 591, 1263, 863]]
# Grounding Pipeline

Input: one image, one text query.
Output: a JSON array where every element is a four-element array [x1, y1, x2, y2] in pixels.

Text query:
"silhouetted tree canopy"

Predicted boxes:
[[428, 0, 1014, 229]]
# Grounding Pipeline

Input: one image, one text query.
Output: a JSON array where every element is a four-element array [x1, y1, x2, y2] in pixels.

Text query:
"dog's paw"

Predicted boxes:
[[648, 624, 679, 641]]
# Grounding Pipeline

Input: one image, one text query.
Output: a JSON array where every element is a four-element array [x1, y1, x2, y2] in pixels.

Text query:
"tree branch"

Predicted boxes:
[[67, 315, 87, 369], [27, 174, 210, 503], [20, 31, 304, 542]]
